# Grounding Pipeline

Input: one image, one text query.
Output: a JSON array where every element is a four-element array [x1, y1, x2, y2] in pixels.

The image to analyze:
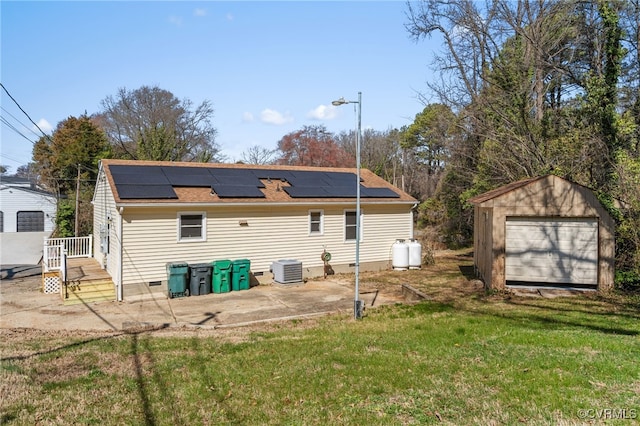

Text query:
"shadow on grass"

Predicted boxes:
[[417, 250, 640, 337], [458, 265, 477, 281], [1, 333, 127, 362]]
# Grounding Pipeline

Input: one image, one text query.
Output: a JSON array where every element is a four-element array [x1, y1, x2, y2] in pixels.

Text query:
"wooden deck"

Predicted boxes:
[[66, 257, 112, 282]]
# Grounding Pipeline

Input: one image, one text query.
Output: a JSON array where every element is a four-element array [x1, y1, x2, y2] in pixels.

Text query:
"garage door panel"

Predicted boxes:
[[506, 264, 598, 284], [505, 219, 598, 286]]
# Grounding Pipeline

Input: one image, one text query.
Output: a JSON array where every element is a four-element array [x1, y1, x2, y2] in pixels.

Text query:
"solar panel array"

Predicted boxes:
[[109, 164, 400, 200]]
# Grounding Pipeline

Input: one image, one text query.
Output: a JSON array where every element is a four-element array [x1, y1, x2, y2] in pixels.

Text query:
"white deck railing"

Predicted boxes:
[[45, 235, 93, 258], [43, 236, 92, 275]]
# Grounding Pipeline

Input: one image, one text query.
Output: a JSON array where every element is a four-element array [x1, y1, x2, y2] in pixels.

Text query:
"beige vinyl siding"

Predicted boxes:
[[120, 203, 413, 286], [92, 174, 120, 283]]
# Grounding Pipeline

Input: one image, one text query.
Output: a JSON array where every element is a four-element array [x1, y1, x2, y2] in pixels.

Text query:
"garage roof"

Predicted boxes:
[[468, 176, 542, 204]]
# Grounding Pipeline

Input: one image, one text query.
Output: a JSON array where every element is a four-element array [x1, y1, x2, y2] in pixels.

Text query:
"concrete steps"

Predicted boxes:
[[62, 279, 116, 305]]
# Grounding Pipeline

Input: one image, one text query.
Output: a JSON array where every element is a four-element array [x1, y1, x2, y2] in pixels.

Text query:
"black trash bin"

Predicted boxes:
[[189, 263, 212, 296]]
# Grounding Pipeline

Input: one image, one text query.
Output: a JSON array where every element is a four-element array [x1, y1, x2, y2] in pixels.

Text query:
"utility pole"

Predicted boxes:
[[75, 164, 80, 237]]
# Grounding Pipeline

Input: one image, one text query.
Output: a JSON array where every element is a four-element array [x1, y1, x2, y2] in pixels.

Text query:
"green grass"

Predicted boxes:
[[2, 251, 639, 425]]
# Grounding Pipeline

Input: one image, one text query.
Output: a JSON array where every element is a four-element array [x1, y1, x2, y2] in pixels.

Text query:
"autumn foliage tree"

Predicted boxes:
[[32, 114, 111, 236], [276, 125, 353, 167]]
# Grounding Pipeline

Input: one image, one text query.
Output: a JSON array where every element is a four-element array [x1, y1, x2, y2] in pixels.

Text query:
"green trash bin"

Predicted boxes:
[[212, 260, 232, 293], [166, 262, 189, 298], [232, 259, 251, 291]]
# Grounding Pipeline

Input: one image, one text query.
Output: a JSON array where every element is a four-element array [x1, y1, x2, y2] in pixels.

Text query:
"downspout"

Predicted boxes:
[[117, 206, 124, 301]]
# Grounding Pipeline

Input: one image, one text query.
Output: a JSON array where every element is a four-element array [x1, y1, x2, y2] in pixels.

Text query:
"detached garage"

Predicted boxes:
[[469, 175, 614, 292]]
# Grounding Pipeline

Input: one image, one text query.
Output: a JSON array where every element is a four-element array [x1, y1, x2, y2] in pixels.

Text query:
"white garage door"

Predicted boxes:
[[505, 218, 598, 286]]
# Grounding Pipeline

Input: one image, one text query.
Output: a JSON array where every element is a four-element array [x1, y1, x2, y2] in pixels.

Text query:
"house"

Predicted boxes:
[[0, 176, 58, 264], [468, 175, 615, 292], [92, 159, 418, 300]]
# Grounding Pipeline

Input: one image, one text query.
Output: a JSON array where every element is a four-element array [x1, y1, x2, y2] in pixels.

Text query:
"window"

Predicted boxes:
[[345, 210, 362, 241], [178, 212, 206, 241], [0, 211, 3, 233], [17, 211, 44, 232], [309, 210, 323, 235]]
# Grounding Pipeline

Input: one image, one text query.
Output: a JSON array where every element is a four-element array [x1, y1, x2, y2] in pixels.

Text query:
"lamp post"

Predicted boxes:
[[332, 92, 363, 319]]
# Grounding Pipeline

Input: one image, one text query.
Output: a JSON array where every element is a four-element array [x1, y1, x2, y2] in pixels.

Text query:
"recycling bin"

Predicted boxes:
[[212, 260, 232, 293], [189, 263, 212, 296], [166, 262, 189, 298], [232, 259, 251, 291]]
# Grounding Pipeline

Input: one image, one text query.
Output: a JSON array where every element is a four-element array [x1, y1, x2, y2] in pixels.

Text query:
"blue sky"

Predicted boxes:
[[1, 1, 438, 173]]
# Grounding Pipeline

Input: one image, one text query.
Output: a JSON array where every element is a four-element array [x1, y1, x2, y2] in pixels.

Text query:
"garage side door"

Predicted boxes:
[[505, 218, 598, 285]]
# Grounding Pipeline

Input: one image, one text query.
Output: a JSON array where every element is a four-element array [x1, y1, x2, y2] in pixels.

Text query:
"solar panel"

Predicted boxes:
[[211, 184, 265, 198], [283, 187, 329, 198], [117, 184, 178, 199], [214, 174, 265, 187], [324, 186, 358, 197], [164, 175, 216, 187], [162, 166, 212, 177], [209, 168, 252, 177], [110, 165, 165, 176], [111, 173, 171, 185], [361, 187, 400, 198], [162, 167, 216, 187], [289, 176, 330, 187], [323, 171, 356, 186]]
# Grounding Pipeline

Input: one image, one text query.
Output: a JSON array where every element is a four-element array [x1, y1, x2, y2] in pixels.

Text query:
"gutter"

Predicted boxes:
[[114, 200, 418, 208]]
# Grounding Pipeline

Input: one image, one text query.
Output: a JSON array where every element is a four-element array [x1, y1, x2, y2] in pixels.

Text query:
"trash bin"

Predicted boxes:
[[189, 263, 212, 296], [166, 262, 189, 298], [212, 260, 232, 293], [232, 259, 251, 291]]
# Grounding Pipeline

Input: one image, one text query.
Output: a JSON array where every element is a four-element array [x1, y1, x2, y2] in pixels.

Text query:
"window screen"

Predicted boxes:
[[179, 213, 204, 240]]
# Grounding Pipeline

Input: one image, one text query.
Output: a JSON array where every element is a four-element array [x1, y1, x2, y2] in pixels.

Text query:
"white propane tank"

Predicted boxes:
[[408, 239, 422, 269], [392, 239, 410, 270]]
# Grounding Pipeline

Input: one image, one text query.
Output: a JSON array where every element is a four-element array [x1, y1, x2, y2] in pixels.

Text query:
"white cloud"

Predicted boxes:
[[36, 118, 53, 134], [307, 104, 338, 120], [242, 112, 254, 122], [260, 109, 293, 125], [168, 15, 183, 27], [194, 8, 207, 17]]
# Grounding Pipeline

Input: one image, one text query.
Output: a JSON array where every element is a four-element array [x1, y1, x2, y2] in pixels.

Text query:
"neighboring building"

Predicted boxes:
[[93, 159, 418, 300], [469, 175, 615, 292], [0, 176, 58, 264]]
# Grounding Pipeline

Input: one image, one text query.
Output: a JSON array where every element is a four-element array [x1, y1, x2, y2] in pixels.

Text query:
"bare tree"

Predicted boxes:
[[239, 145, 277, 165], [96, 85, 221, 162]]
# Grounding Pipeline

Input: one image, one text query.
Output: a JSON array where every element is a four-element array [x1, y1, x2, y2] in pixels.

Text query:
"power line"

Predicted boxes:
[[1, 106, 43, 139], [0, 82, 53, 143], [0, 152, 28, 165], [0, 116, 36, 145]]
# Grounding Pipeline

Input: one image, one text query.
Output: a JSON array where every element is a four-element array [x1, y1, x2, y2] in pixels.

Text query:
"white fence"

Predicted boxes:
[[45, 235, 93, 258], [43, 236, 92, 277]]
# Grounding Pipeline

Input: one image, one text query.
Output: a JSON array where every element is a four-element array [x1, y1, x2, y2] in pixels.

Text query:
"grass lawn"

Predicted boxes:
[[1, 250, 639, 425]]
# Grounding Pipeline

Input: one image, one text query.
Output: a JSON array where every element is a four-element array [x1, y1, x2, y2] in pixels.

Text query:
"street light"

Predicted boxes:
[[332, 92, 363, 319]]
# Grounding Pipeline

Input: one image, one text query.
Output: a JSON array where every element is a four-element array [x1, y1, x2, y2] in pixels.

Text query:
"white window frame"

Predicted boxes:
[[177, 211, 207, 242], [309, 210, 324, 236], [344, 209, 363, 242]]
